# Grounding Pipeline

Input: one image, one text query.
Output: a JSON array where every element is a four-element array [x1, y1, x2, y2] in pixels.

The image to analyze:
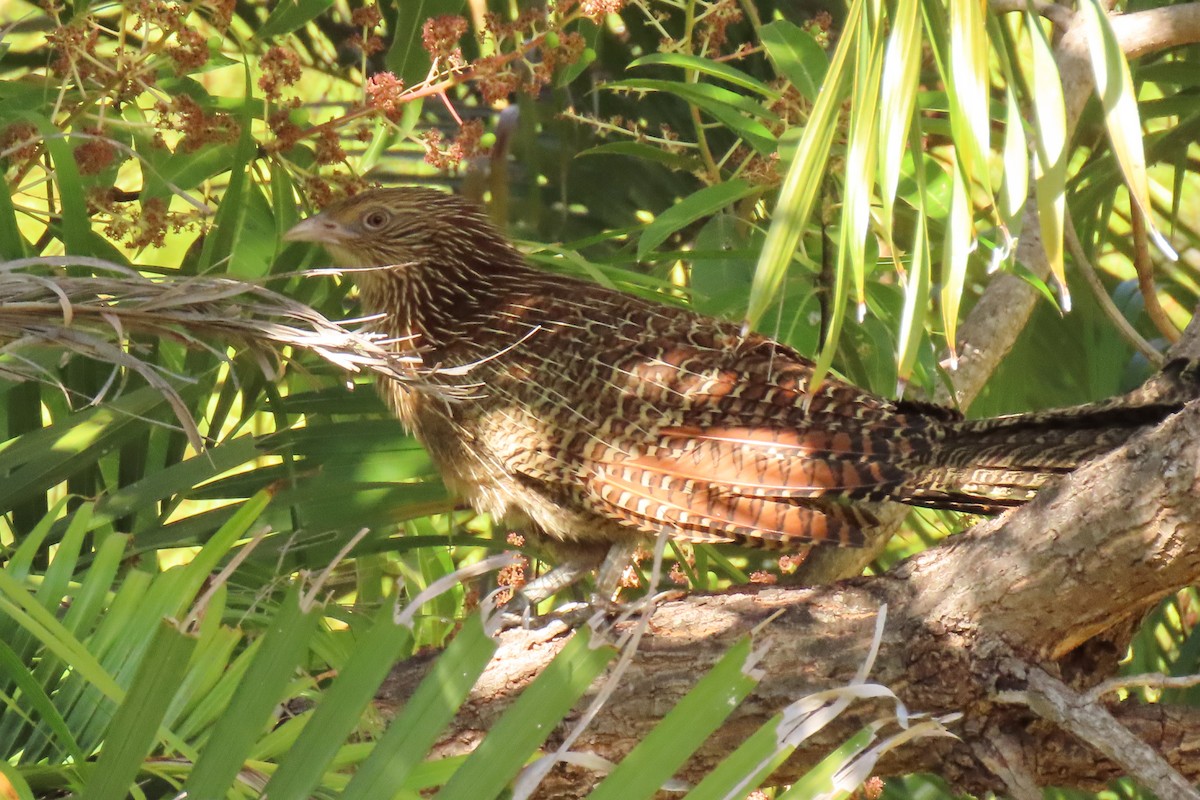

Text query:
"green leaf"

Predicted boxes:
[[261, 601, 416, 800], [1024, 11, 1068, 299], [587, 638, 761, 800], [747, 0, 860, 330], [637, 180, 758, 260], [759, 20, 829, 102], [342, 615, 497, 797], [629, 53, 781, 99], [436, 628, 616, 800], [0, 171, 30, 258], [578, 142, 700, 171], [945, 0, 994, 200], [1078, 0, 1173, 258], [940, 165, 970, 367], [257, 0, 334, 40], [609, 78, 778, 153], [896, 136, 931, 388], [0, 386, 177, 517], [184, 582, 322, 799], [877, 0, 922, 231], [81, 621, 196, 800], [197, 60, 258, 275]]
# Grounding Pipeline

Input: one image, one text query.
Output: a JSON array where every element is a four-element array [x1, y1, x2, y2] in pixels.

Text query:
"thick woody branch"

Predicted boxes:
[[379, 403, 1200, 797]]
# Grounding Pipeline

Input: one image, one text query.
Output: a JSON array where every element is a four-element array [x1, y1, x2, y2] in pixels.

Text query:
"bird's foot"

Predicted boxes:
[[492, 597, 606, 633]]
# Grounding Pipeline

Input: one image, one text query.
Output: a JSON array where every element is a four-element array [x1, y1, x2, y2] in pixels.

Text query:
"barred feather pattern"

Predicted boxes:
[[288, 188, 1192, 551]]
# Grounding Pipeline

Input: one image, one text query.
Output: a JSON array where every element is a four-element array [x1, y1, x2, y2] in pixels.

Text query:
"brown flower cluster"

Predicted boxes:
[[1, 122, 40, 165], [365, 72, 406, 121], [422, 14, 468, 62], [302, 173, 370, 209], [803, 11, 835, 49], [98, 194, 189, 251], [259, 46, 303, 101], [495, 531, 530, 605], [580, 0, 626, 21], [348, 4, 386, 57], [74, 132, 118, 176], [159, 95, 241, 153], [697, 0, 743, 50], [169, 26, 209, 72], [45, 20, 101, 81], [422, 119, 487, 170]]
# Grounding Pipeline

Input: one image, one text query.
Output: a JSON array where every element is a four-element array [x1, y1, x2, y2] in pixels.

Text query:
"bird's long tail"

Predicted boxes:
[[896, 359, 1198, 514]]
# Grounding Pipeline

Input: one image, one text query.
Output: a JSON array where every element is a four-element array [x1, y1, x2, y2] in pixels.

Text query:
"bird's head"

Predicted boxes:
[[284, 187, 521, 274]]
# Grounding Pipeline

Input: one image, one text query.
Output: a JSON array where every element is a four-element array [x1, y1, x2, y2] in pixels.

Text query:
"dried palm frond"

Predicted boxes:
[[0, 256, 466, 451]]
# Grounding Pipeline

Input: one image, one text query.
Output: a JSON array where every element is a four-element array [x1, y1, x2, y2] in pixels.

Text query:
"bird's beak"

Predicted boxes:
[[283, 213, 354, 245]]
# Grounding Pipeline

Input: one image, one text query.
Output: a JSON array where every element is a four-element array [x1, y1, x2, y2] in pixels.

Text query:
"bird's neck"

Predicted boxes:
[[357, 249, 540, 359]]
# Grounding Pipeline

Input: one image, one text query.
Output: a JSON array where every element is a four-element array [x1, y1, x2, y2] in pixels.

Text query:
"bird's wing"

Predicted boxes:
[[580, 451, 876, 547]]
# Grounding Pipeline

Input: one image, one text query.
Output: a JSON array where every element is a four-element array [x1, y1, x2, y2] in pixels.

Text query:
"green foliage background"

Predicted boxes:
[[1, 0, 1199, 797]]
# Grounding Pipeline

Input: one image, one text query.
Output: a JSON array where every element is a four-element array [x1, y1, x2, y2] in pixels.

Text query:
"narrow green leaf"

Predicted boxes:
[[0, 761, 34, 800], [41, 129, 90, 255], [896, 191, 930, 387], [773, 725, 877, 799], [941, 166, 970, 367], [1000, 82, 1027, 229], [1078, 0, 1174, 258], [1024, 11, 1068, 298], [172, 488, 274, 612], [90, 435, 261, 529], [261, 602, 415, 800], [197, 60, 258, 275], [945, 0, 993, 199], [747, 0, 861, 330], [759, 20, 829, 102], [256, 0, 334, 39], [877, 0, 922, 229], [587, 638, 761, 800], [0, 575, 123, 704], [629, 53, 781, 99], [82, 621, 196, 800], [436, 628, 616, 800], [0, 169, 30, 258], [2, 496, 70, 583], [343, 615, 497, 798], [610, 78, 778, 153], [578, 141, 700, 170], [841, 6, 885, 317], [0, 637, 84, 764], [611, 80, 779, 123], [0, 385, 175, 516], [184, 582, 321, 799], [637, 180, 757, 260]]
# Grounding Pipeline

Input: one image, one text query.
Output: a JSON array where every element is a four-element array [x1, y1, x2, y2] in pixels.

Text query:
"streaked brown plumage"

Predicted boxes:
[[285, 187, 1191, 566]]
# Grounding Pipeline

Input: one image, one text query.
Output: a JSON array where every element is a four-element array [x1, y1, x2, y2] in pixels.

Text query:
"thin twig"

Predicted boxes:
[[1129, 201, 1182, 343], [1064, 212, 1164, 366]]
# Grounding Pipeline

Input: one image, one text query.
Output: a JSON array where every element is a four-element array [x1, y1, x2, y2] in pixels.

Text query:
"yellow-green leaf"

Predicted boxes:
[[1025, 10, 1068, 299], [1078, 0, 1176, 259]]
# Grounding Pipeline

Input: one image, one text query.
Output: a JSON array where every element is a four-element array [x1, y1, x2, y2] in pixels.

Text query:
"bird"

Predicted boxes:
[[284, 186, 1193, 595]]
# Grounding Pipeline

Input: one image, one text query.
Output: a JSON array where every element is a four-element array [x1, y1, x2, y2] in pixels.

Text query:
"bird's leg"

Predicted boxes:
[[495, 540, 645, 631]]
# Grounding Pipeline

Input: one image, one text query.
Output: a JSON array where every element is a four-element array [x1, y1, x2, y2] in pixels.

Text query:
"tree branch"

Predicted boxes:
[[379, 402, 1200, 797]]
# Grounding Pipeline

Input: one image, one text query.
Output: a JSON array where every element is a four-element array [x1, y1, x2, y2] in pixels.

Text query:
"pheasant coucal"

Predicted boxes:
[[285, 187, 1192, 591]]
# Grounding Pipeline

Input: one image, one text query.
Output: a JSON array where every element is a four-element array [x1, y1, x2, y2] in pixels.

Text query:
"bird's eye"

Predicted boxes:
[[362, 209, 390, 230]]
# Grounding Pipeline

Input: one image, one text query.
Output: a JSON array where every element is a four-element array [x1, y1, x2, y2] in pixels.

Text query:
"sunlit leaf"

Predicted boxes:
[[1024, 10, 1069, 299], [759, 20, 829, 102], [1078, 0, 1176, 258]]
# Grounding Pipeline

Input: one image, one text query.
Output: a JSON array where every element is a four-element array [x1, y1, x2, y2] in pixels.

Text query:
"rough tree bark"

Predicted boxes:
[[378, 377, 1200, 798], [376, 3, 1200, 798]]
